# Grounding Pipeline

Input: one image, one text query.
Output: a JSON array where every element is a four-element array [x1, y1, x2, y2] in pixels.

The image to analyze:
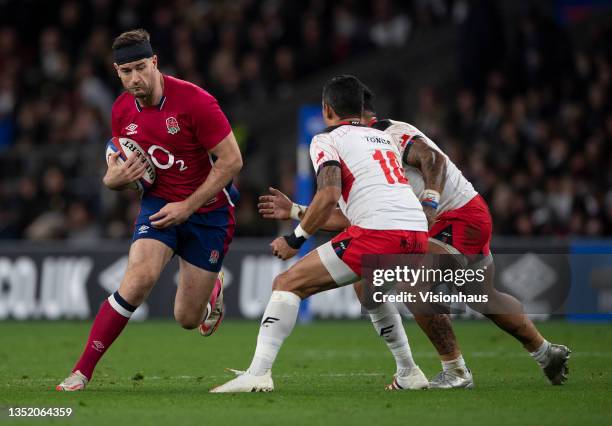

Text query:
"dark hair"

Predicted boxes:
[[112, 28, 151, 50], [361, 83, 376, 114], [322, 75, 364, 119]]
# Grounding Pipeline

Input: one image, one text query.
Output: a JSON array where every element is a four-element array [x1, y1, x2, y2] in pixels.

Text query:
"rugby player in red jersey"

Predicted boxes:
[[57, 29, 242, 391]]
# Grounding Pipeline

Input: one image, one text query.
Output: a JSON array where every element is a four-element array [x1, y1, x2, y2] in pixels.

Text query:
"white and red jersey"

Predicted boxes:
[[372, 119, 477, 214], [309, 121, 427, 231]]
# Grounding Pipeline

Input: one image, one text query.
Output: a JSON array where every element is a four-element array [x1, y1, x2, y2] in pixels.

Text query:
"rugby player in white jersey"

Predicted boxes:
[[259, 83, 571, 388], [211, 75, 430, 393], [363, 85, 570, 387]]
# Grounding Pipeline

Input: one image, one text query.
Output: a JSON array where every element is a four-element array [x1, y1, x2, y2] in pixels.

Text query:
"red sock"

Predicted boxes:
[[73, 292, 136, 380], [205, 276, 222, 321]]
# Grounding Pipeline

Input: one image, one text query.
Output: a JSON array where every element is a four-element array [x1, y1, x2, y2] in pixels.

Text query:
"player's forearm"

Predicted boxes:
[[420, 150, 446, 219], [325, 208, 351, 230], [281, 191, 337, 252], [283, 165, 341, 250], [409, 141, 446, 224], [299, 189, 339, 235], [297, 206, 349, 231], [185, 159, 242, 211]]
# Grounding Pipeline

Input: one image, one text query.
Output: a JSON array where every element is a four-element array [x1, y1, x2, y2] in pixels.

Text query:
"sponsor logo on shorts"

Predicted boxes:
[[126, 123, 138, 135], [166, 117, 180, 135], [137, 225, 149, 235], [209, 250, 220, 264], [332, 238, 352, 259], [433, 225, 453, 246], [400, 236, 424, 252]]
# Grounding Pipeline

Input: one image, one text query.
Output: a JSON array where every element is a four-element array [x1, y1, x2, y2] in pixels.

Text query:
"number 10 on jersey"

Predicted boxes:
[[373, 150, 408, 184]]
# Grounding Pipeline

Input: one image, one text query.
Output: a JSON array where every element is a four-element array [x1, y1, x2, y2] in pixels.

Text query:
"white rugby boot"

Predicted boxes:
[[429, 366, 474, 389], [385, 366, 429, 390], [56, 370, 88, 391], [210, 368, 274, 393]]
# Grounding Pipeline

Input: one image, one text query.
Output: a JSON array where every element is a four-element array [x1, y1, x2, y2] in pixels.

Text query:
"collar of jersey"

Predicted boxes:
[[134, 74, 167, 112], [337, 119, 361, 126], [323, 119, 365, 133], [135, 95, 166, 112]]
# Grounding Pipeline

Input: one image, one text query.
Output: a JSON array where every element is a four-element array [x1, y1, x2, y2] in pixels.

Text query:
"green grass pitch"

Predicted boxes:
[[1, 320, 610, 425]]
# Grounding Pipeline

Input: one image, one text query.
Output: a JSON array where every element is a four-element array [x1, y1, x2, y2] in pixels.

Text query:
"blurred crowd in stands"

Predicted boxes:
[[421, 2, 612, 237], [0, 0, 610, 241]]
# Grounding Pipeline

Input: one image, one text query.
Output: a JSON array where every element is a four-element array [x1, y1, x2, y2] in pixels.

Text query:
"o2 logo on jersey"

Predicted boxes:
[[147, 145, 188, 171]]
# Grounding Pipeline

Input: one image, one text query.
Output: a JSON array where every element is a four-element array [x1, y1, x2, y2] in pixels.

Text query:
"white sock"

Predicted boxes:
[[529, 340, 551, 367], [442, 355, 466, 372], [368, 303, 416, 373], [247, 291, 301, 376]]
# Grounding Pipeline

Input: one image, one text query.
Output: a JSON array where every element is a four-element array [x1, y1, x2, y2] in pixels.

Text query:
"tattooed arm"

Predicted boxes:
[[299, 163, 342, 235], [301, 206, 350, 232], [269, 163, 342, 260], [257, 187, 350, 231], [404, 136, 447, 227]]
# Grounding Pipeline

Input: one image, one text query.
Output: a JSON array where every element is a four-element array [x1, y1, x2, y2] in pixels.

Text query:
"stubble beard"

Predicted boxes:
[[132, 85, 152, 104]]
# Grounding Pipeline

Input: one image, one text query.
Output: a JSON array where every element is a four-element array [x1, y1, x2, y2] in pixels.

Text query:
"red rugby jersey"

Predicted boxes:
[[111, 74, 237, 213]]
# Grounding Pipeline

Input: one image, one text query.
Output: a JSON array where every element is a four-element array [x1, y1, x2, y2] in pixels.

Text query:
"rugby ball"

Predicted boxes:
[[105, 137, 156, 192]]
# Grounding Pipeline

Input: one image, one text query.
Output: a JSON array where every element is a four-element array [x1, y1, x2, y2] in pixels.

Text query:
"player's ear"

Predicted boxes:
[[323, 103, 333, 120], [151, 55, 158, 69]]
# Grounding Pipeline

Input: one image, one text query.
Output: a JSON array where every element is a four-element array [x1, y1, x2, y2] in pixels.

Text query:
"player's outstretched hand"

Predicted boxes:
[[258, 187, 292, 220], [270, 236, 298, 260], [103, 152, 147, 189], [149, 201, 196, 229]]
